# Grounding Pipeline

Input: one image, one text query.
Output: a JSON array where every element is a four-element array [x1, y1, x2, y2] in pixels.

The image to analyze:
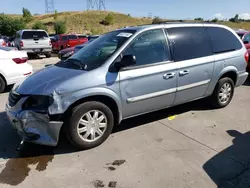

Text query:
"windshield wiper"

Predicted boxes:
[[64, 58, 88, 70]]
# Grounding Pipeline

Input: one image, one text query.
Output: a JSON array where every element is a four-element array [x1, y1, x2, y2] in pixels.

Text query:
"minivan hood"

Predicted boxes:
[[16, 65, 84, 95]]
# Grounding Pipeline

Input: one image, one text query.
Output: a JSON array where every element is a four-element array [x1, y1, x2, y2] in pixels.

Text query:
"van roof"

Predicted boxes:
[[117, 22, 231, 32]]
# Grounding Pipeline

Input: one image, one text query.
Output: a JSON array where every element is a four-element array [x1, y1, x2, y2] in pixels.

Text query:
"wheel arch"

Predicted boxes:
[[62, 94, 122, 126]]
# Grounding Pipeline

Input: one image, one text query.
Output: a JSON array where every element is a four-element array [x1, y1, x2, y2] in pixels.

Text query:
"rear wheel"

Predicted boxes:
[[45, 53, 51, 58], [0, 76, 6, 93], [66, 101, 114, 150], [211, 77, 234, 108]]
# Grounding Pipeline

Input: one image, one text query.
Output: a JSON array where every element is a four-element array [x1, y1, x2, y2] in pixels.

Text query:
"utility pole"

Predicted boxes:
[[87, 0, 106, 10], [45, 0, 55, 14]]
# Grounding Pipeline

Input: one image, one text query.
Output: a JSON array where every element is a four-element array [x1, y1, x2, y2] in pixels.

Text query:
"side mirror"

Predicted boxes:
[[115, 55, 136, 70], [244, 41, 249, 44]]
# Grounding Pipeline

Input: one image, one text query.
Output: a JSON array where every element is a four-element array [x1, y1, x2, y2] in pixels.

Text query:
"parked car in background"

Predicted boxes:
[[87, 35, 99, 41], [58, 47, 75, 60], [58, 38, 97, 60], [14, 29, 52, 58], [0, 35, 6, 47], [7, 36, 15, 47], [6, 23, 248, 150], [236, 30, 250, 71], [0, 46, 32, 93], [52, 34, 88, 52]]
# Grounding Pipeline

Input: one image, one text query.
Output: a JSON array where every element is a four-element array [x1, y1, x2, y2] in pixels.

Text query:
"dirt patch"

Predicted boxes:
[[156, 138, 163, 142], [111, 160, 126, 166], [0, 144, 54, 186], [0, 155, 54, 186], [107, 166, 116, 171], [108, 181, 117, 187], [93, 180, 105, 188]]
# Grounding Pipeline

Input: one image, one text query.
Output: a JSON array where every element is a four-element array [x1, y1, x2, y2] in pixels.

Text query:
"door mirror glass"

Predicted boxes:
[[244, 41, 249, 44], [115, 54, 136, 70]]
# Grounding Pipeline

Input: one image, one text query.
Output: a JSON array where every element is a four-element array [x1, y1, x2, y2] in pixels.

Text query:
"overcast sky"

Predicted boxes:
[[1, 0, 250, 20]]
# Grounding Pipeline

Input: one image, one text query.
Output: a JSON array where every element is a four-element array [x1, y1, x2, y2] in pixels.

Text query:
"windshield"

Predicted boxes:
[[56, 30, 136, 71]]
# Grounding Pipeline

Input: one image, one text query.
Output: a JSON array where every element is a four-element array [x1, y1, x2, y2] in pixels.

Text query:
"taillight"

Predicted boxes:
[[2, 41, 6, 47], [49, 40, 52, 46], [20, 41, 23, 47], [245, 51, 249, 63], [12, 57, 28, 64]]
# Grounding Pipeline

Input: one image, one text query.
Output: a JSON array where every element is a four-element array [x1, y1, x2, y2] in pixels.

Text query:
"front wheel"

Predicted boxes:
[[210, 77, 234, 108], [66, 101, 114, 150]]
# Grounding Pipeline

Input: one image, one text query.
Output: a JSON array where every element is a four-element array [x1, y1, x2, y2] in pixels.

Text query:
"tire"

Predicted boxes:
[[66, 101, 114, 150], [45, 53, 51, 58], [210, 77, 234, 108], [0, 76, 6, 93]]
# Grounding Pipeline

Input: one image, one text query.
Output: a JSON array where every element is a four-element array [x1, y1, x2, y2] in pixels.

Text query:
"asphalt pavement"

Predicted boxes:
[[0, 56, 250, 188]]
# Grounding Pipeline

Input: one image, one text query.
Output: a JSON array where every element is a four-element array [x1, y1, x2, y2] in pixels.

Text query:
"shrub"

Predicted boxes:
[[100, 13, 114, 26], [22, 7, 33, 23], [0, 14, 26, 36], [152, 16, 163, 24], [54, 21, 66, 34], [32, 21, 47, 31], [211, 18, 218, 23], [194, 17, 203, 21]]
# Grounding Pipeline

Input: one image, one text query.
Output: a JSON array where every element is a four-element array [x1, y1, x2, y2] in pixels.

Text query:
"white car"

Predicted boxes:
[[0, 46, 33, 93]]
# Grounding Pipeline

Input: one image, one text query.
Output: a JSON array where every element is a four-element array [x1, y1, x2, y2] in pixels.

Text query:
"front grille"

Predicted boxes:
[[8, 90, 23, 107]]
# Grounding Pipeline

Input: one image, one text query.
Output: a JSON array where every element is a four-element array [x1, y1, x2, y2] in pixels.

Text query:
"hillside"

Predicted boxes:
[[29, 11, 152, 34], [9, 11, 250, 35]]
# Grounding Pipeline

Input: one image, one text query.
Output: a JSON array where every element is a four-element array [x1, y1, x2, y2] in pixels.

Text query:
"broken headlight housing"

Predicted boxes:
[[22, 95, 54, 113]]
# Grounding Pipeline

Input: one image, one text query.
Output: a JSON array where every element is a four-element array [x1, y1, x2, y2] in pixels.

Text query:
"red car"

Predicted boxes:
[[236, 30, 250, 70], [52, 34, 88, 52]]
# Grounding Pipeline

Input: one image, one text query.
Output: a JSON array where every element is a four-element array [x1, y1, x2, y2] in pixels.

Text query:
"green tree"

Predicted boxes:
[[32, 21, 47, 31], [22, 7, 33, 23], [100, 13, 114, 26], [229, 14, 240, 23], [152, 16, 163, 24], [0, 14, 26, 36], [194, 17, 203, 21], [212, 18, 218, 23], [54, 21, 66, 34]]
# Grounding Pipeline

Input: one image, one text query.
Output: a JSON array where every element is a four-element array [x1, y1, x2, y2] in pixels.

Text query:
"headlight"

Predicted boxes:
[[22, 95, 54, 113], [63, 51, 74, 58]]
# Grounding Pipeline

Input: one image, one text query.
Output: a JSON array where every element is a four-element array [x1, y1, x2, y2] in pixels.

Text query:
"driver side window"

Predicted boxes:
[[123, 29, 170, 67]]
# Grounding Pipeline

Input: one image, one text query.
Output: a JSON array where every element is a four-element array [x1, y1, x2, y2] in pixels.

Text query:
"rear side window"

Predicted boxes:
[[22, 31, 48, 39], [68, 35, 78, 40], [206, 27, 242, 54], [62, 36, 68, 41], [166, 27, 213, 62]]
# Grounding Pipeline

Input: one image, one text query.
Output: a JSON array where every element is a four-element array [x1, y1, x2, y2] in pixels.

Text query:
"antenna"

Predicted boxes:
[[45, 0, 55, 14], [87, 0, 106, 10]]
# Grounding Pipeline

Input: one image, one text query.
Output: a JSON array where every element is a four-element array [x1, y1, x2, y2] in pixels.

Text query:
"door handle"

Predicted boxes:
[[179, 70, 190, 76], [163, 72, 176, 79]]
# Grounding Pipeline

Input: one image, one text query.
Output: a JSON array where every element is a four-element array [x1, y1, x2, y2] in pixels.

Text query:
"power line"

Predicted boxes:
[[87, 0, 106, 10], [45, 0, 55, 14]]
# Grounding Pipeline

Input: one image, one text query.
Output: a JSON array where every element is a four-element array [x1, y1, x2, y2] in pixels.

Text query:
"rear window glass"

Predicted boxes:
[[22, 31, 48, 39], [68, 35, 78, 40], [206, 27, 242, 54]]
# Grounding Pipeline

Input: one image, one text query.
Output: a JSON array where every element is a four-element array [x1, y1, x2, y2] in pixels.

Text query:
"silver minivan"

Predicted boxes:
[[15, 29, 52, 58], [6, 23, 249, 150]]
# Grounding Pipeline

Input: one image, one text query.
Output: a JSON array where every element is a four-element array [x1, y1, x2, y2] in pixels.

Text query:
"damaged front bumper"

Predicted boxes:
[[5, 97, 63, 146]]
